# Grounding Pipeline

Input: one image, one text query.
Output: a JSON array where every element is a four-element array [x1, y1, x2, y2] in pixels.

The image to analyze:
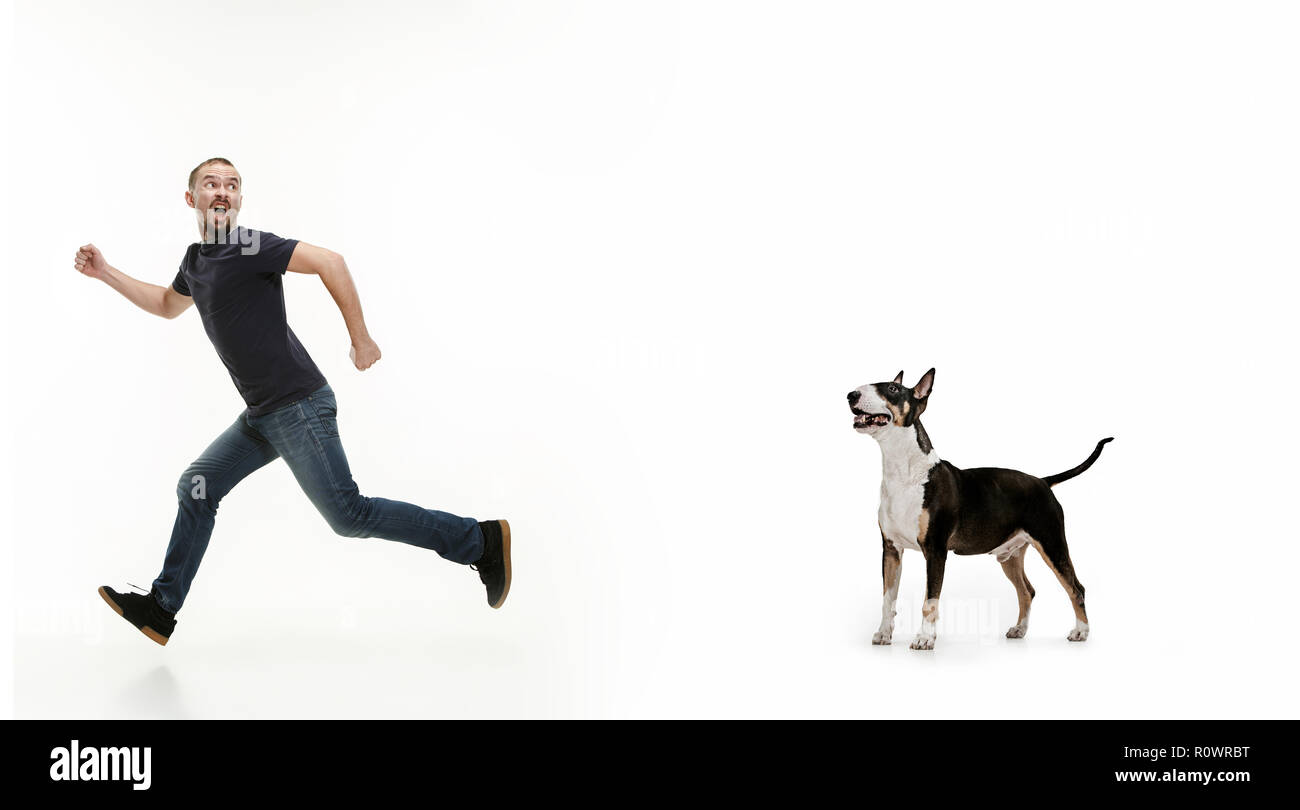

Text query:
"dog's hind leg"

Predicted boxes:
[[1028, 522, 1089, 642], [999, 548, 1035, 638], [873, 536, 902, 645]]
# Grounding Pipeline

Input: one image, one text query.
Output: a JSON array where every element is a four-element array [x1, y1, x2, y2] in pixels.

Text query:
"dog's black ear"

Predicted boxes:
[[913, 368, 935, 400], [893, 371, 904, 385]]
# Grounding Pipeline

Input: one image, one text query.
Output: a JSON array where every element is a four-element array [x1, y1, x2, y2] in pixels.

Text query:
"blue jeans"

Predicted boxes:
[[151, 384, 483, 612]]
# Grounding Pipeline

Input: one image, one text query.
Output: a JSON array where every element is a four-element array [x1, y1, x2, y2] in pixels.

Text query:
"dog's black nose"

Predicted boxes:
[[847, 391, 860, 405]]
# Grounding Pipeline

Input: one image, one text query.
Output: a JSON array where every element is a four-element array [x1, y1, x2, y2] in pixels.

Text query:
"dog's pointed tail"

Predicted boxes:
[[1043, 438, 1113, 487]]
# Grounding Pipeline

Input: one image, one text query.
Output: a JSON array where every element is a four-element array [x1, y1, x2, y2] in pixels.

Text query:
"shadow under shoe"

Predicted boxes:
[[470, 519, 512, 609], [99, 586, 177, 646]]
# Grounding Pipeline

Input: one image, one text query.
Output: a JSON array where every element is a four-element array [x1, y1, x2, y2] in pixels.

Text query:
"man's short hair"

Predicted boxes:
[[188, 157, 239, 192]]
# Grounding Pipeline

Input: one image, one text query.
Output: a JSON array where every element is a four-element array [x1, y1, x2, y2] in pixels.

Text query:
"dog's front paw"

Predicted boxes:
[[1006, 624, 1027, 639], [909, 634, 935, 651], [1067, 626, 1090, 642], [872, 630, 893, 645]]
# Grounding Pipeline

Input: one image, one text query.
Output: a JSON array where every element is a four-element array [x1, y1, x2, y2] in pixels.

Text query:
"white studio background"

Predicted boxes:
[[4, 0, 1297, 719]]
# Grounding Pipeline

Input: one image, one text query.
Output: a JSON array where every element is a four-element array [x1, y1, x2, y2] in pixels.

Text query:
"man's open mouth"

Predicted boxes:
[[852, 412, 890, 429]]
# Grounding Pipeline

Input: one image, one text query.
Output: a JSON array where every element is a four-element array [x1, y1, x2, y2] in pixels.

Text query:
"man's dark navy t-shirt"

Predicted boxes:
[[171, 226, 327, 416]]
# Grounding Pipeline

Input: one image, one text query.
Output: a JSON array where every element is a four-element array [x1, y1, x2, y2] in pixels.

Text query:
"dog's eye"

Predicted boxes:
[[888, 384, 898, 394]]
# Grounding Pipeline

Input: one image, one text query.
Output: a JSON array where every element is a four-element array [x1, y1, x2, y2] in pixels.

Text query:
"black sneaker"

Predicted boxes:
[[470, 520, 512, 609], [98, 586, 176, 646]]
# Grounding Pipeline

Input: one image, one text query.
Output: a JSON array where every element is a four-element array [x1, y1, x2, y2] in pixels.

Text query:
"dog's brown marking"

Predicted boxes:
[[999, 551, 1034, 630], [1030, 538, 1088, 625], [883, 541, 901, 594], [917, 507, 930, 546], [922, 598, 939, 623], [885, 400, 906, 427]]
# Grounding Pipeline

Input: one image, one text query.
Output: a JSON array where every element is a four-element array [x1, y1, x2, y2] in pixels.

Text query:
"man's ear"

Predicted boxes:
[[185, 190, 195, 209], [893, 371, 904, 385], [913, 368, 935, 400]]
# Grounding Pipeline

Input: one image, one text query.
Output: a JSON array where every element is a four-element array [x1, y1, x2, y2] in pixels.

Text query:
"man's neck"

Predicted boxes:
[[200, 223, 240, 244]]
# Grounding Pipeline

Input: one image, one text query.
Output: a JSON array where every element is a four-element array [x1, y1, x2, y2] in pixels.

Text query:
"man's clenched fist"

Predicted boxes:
[[74, 244, 108, 280], [350, 337, 382, 371]]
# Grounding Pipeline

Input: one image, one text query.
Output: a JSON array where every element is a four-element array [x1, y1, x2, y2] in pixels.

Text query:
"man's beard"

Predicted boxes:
[[202, 211, 237, 243]]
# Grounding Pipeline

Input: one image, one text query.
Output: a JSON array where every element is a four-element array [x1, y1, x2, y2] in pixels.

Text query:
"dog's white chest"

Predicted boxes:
[[878, 478, 926, 552], [869, 426, 940, 553]]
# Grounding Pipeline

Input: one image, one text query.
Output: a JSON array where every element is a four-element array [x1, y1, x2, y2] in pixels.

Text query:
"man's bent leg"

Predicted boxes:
[[248, 386, 483, 563], [151, 413, 281, 612]]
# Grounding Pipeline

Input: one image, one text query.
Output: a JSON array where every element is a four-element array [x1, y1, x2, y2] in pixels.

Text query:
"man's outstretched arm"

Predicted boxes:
[[287, 242, 381, 371], [74, 243, 193, 319]]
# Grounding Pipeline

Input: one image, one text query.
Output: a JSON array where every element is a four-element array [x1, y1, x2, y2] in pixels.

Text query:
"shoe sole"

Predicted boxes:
[[98, 586, 170, 646], [492, 519, 512, 609]]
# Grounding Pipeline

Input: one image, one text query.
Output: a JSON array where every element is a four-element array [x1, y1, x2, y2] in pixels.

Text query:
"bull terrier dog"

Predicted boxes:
[[847, 369, 1111, 650]]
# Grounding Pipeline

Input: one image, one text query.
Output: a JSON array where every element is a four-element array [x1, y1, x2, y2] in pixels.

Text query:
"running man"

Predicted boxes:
[[75, 157, 511, 645]]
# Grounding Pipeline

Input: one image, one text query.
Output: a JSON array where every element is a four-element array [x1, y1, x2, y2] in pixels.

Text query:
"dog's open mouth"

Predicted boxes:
[[853, 412, 890, 429]]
